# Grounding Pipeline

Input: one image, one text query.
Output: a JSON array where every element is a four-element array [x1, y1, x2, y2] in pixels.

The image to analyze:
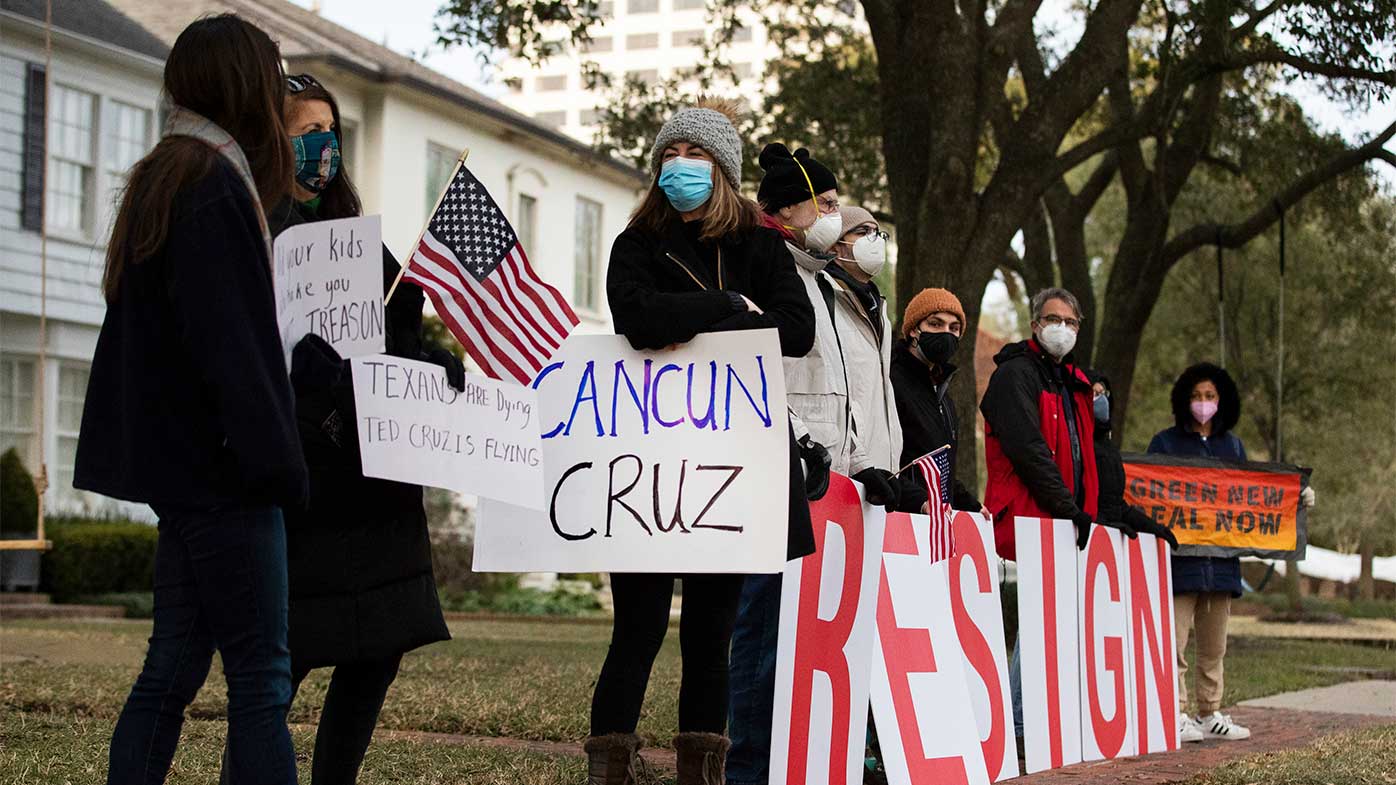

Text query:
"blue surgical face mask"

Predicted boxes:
[[292, 130, 340, 194], [1093, 393, 1110, 424], [657, 156, 714, 213]]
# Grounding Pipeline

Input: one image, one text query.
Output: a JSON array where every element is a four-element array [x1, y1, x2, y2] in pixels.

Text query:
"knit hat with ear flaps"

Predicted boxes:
[[757, 143, 838, 213], [649, 100, 745, 189], [902, 288, 966, 337]]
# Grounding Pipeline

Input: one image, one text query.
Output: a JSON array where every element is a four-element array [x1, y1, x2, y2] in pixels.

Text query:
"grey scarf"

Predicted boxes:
[[162, 106, 273, 263]]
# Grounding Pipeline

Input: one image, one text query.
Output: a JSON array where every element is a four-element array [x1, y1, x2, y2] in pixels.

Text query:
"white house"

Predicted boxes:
[[0, 0, 647, 518], [0, 0, 167, 519]]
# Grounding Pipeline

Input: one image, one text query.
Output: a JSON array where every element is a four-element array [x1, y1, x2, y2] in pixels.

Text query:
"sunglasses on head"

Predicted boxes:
[[286, 74, 321, 94]]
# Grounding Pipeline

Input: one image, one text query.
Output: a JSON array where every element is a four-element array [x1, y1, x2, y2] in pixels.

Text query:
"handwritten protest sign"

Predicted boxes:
[[472, 329, 790, 573], [274, 215, 386, 365], [350, 356, 543, 509], [1122, 453, 1311, 558]]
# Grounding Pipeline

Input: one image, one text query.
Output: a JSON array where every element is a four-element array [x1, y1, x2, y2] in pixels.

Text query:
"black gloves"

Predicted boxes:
[[798, 436, 832, 501], [291, 333, 344, 389], [1070, 511, 1093, 550], [853, 468, 900, 512], [1098, 518, 1139, 539], [1130, 516, 1180, 550], [424, 347, 466, 391]]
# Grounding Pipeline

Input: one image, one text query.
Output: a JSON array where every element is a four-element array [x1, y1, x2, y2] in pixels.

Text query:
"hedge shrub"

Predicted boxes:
[[1, 448, 38, 533], [41, 517, 158, 601]]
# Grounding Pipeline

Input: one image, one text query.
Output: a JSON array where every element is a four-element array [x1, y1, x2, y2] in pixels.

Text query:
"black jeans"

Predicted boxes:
[[107, 505, 295, 785], [222, 654, 403, 785], [590, 573, 745, 735]]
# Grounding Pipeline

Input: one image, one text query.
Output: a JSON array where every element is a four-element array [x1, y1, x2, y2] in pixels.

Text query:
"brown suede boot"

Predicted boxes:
[[673, 732, 731, 785], [583, 733, 643, 785]]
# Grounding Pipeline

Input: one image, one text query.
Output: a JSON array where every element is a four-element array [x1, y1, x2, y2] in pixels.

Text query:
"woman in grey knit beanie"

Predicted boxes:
[[585, 98, 818, 785]]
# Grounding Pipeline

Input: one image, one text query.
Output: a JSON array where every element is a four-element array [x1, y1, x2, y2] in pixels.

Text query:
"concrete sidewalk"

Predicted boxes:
[[1240, 679, 1396, 716], [1013, 702, 1392, 784]]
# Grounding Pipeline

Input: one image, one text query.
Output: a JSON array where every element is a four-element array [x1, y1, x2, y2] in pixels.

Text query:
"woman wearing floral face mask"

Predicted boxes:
[[1147, 363, 1255, 745], [219, 74, 464, 785]]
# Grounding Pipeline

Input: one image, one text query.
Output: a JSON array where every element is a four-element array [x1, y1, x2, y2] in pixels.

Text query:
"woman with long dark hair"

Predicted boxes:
[[74, 15, 305, 785], [587, 99, 815, 785], [217, 73, 461, 785]]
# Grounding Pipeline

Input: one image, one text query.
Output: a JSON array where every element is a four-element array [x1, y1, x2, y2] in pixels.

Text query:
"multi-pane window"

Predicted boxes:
[[626, 69, 660, 86], [537, 74, 568, 91], [0, 356, 37, 468], [628, 0, 658, 12], [47, 84, 96, 234], [425, 142, 457, 212], [54, 363, 89, 500], [673, 29, 705, 47], [104, 99, 150, 182], [574, 197, 603, 313], [517, 194, 538, 256], [626, 33, 659, 50], [583, 36, 613, 53]]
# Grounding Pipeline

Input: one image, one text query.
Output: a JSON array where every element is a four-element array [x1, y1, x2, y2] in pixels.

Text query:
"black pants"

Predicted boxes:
[[223, 654, 402, 785], [590, 573, 745, 735]]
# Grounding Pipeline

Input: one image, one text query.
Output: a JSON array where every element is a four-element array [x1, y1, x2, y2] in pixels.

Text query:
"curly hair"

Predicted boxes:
[[1169, 362, 1241, 435]]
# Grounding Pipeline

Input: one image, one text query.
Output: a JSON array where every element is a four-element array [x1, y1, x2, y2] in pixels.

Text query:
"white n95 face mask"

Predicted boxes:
[[849, 233, 886, 276], [804, 212, 842, 253], [1037, 322, 1077, 358]]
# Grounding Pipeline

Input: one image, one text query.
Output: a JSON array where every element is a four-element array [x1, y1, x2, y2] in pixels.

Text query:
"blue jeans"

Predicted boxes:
[[1010, 633, 1024, 738], [726, 573, 783, 785], [107, 505, 296, 785]]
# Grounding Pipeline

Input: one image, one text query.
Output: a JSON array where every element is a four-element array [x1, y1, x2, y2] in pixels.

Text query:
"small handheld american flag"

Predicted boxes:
[[911, 445, 954, 562], [397, 155, 578, 384]]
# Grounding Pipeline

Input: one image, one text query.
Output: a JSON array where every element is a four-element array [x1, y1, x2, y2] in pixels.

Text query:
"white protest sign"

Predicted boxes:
[[1078, 525, 1138, 762], [771, 473, 885, 785], [1014, 516, 1083, 774], [1127, 532, 1179, 754], [473, 329, 790, 573], [871, 512, 991, 785], [350, 356, 543, 509], [947, 511, 1019, 782], [274, 214, 386, 365]]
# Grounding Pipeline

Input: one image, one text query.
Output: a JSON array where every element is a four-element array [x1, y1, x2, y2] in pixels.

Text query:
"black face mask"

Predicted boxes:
[[916, 331, 958, 366]]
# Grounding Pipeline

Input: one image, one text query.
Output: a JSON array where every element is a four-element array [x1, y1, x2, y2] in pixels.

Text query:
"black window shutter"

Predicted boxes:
[[21, 63, 47, 232]]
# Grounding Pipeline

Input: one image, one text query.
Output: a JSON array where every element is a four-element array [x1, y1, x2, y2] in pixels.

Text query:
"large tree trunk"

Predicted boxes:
[[1091, 202, 1172, 440]]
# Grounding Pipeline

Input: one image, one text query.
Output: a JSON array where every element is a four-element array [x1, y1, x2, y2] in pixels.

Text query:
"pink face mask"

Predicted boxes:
[[1191, 400, 1219, 425]]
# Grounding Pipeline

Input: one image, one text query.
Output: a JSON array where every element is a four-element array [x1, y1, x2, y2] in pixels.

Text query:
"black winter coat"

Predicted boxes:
[[272, 201, 449, 669], [75, 160, 308, 510], [890, 344, 981, 512], [1092, 423, 1155, 533], [606, 217, 817, 560]]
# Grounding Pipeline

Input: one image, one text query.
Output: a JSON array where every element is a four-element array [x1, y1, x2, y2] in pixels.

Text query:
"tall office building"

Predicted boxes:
[[498, 0, 776, 143]]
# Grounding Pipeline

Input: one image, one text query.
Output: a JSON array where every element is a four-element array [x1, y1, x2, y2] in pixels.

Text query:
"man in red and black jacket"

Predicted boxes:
[[981, 287, 1098, 560]]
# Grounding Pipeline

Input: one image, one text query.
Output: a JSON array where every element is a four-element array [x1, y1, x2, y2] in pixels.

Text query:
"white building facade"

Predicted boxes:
[[498, 0, 778, 142], [1, 0, 646, 518]]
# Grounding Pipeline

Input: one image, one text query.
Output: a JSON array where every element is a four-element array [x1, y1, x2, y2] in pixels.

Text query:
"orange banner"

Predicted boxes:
[[1121, 454, 1309, 558]]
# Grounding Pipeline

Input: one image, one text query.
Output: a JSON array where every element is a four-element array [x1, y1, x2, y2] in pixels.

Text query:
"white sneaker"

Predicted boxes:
[[1199, 711, 1251, 740], [1178, 712, 1204, 743]]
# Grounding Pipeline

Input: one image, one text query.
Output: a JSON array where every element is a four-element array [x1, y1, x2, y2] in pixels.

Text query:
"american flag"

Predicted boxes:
[[913, 446, 954, 563], [402, 160, 578, 384]]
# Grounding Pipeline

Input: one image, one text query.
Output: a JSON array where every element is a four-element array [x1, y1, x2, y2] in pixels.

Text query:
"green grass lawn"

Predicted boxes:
[[1184, 723, 1396, 785], [2, 617, 1393, 783]]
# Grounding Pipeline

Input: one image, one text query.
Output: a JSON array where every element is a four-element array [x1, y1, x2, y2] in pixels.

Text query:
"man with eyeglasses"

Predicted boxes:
[[980, 287, 1099, 750]]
